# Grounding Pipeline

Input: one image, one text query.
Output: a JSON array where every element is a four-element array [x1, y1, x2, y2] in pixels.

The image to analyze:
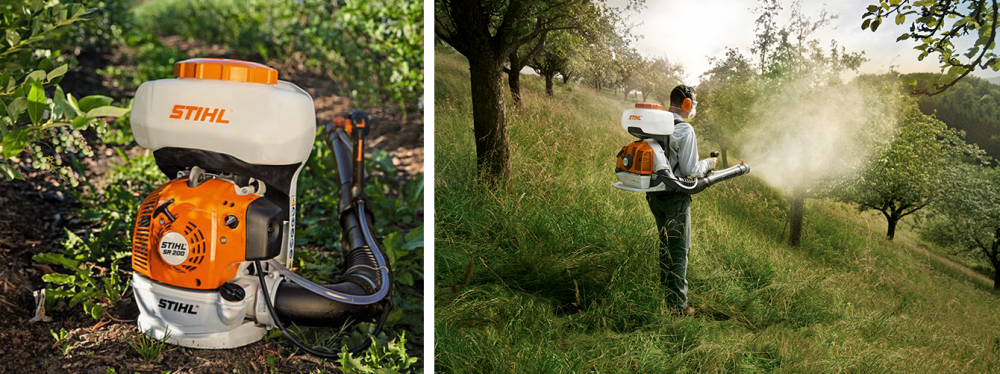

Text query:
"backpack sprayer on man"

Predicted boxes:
[[612, 85, 750, 316]]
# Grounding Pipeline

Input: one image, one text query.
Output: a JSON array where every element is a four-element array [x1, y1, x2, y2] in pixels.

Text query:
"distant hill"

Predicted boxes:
[[902, 72, 1000, 159]]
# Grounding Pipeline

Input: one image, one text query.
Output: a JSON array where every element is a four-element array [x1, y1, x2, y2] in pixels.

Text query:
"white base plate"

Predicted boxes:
[[138, 318, 267, 349], [611, 182, 667, 193]]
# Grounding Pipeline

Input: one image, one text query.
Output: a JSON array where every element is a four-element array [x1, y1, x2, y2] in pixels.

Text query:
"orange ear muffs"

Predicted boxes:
[[681, 98, 692, 112]]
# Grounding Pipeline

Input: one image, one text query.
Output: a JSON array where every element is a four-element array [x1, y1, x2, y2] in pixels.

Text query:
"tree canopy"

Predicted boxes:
[[862, 0, 999, 96]]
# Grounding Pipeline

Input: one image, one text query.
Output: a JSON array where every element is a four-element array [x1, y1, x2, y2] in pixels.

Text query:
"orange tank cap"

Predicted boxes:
[[174, 58, 278, 85], [635, 103, 663, 110]]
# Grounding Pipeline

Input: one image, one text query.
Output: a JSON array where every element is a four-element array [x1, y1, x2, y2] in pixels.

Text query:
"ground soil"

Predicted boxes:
[[0, 34, 423, 374]]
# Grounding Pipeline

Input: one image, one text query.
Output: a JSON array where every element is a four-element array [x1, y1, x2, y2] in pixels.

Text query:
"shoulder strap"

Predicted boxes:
[[667, 119, 685, 175]]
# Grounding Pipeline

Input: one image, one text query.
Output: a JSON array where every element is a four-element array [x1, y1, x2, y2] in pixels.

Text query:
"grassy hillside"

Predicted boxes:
[[434, 50, 1000, 373]]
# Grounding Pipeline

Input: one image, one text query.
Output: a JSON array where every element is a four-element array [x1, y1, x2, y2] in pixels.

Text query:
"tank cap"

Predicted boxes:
[[635, 103, 663, 110], [174, 58, 278, 85]]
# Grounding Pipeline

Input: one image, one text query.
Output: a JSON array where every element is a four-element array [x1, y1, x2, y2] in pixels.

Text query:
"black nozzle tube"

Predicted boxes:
[[348, 110, 370, 200], [328, 130, 355, 214], [658, 162, 751, 195], [269, 125, 391, 326]]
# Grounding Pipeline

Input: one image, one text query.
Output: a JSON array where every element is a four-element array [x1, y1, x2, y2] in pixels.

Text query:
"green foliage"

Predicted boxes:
[[134, 0, 423, 116], [337, 333, 418, 374], [50, 327, 76, 356], [129, 329, 174, 362], [923, 163, 1000, 286], [841, 91, 986, 239], [34, 150, 165, 320], [863, 0, 1000, 95], [905, 73, 1000, 159], [34, 231, 127, 320], [97, 32, 189, 93], [697, 47, 758, 167], [0, 0, 130, 183]]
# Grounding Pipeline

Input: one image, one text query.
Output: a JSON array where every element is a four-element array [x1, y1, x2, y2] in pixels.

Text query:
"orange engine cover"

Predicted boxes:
[[616, 140, 655, 175], [131, 177, 260, 290]]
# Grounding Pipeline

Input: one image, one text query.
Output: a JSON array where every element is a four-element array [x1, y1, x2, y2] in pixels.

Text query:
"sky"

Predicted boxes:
[[606, 0, 997, 85]]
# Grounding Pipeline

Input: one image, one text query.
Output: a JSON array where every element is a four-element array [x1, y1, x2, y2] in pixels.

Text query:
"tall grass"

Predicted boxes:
[[434, 50, 1000, 373]]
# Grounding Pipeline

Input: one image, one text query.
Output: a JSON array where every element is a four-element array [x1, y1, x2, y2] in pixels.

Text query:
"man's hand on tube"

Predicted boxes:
[[704, 157, 718, 171]]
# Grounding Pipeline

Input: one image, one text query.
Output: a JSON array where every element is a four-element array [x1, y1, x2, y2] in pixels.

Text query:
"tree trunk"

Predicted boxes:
[[721, 148, 729, 168], [788, 191, 805, 247], [994, 263, 999, 290], [886, 214, 898, 241], [507, 64, 523, 107], [469, 57, 511, 185], [544, 73, 554, 96], [642, 91, 650, 101], [623, 89, 629, 100], [562, 73, 571, 84]]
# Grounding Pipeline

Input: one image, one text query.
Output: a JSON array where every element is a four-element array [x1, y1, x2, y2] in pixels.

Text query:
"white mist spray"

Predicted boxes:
[[741, 77, 896, 195]]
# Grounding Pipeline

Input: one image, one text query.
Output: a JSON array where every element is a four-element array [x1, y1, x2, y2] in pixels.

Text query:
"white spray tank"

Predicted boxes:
[[131, 58, 315, 267]]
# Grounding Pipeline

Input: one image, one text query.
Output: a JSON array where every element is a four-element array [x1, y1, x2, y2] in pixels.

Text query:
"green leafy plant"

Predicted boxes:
[[129, 329, 173, 362], [34, 231, 127, 320], [0, 0, 130, 183], [50, 327, 76, 356], [337, 333, 418, 374]]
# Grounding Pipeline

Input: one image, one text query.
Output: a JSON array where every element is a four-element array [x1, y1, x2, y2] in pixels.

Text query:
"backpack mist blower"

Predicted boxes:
[[128, 58, 392, 357], [612, 103, 751, 193]]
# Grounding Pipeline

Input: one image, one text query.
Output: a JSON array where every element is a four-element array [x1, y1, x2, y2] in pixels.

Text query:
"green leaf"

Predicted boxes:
[[5, 29, 20, 47], [895, 13, 905, 25], [401, 240, 423, 251], [1, 127, 29, 159], [867, 5, 879, 13], [872, 18, 882, 32], [8, 97, 26, 120], [42, 273, 77, 286], [38, 58, 54, 72], [27, 81, 46, 126], [905, 76, 917, 86], [47, 65, 68, 82], [0, 163, 23, 180], [863, 19, 872, 30], [26, 70, 46, 83], [33, 252, 81, 269], [86, 106, 129, 119], [897, 33, 910, 42], [77, 95, 112, 113], [70, 115, 90, 130], [52, 86, 75, 120]]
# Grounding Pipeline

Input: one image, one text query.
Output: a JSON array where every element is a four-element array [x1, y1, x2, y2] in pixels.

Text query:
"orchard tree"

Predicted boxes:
[[505, 32, 549, 107], [923, 163, 1000, 289], [841, 96, 985, 240], [615, 47, 644, 99], [435, 0, 641, 184], [862, 0, 999, 95], [528, 32, 581, 97], [743, 0, 871, 247], [697, 47, 757, 168], [647, 56, 685, 104]]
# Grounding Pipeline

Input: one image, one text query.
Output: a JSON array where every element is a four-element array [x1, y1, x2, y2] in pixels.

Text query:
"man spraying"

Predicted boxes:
[[646, 85, 716, 316], [613, 85, 750, 316]]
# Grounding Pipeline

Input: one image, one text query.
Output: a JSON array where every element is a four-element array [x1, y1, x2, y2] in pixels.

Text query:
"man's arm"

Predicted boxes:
[[676, 127, 715, 178]]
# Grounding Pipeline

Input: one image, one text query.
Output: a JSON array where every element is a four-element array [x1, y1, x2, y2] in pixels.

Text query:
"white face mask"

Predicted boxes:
[[687, 101, 698, 119]]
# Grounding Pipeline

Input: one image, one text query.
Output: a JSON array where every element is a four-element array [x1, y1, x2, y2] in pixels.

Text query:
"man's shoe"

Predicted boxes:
[[682, 306, 696, 317]]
